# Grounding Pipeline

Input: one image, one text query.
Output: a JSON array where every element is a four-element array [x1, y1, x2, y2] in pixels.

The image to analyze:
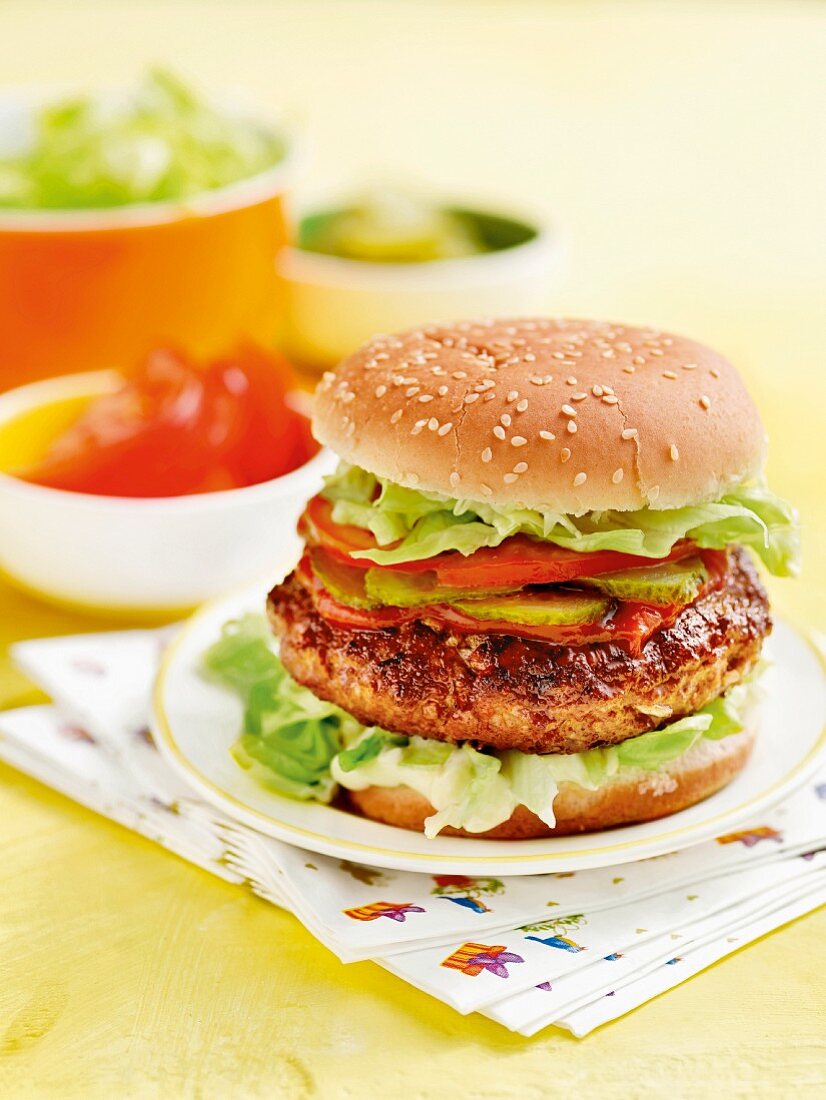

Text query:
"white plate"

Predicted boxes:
[[152, 583, 826, 876]]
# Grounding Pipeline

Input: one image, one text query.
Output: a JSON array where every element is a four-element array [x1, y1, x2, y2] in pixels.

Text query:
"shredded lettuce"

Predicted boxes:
[[331, 673, 761, 837], [0, 69, 285, 210], [336, 729, 407, 772], [204, 614, 762, 836], [321, 464, 799, 576]]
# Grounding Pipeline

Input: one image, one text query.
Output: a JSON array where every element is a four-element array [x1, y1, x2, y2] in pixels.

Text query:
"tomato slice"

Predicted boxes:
[[300, 495, 379, 556], [300, 494, 698, 588], [429, 536, 697, 588]]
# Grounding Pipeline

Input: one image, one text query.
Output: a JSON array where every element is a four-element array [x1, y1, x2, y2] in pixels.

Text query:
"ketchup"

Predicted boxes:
[[19, 345, 318, 498]]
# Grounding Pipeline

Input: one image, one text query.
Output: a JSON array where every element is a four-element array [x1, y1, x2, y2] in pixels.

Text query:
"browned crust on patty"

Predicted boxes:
[[268, 547, 770, 755], [346, 728, 756, 838]]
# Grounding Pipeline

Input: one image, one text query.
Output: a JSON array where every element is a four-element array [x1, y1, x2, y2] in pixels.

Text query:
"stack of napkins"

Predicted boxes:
[[2, 627, 825, 1037]]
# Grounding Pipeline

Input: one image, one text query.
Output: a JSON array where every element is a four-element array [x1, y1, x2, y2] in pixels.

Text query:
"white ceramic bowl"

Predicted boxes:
[[275, 206, 560, 369], [0, 371, 334, 615]]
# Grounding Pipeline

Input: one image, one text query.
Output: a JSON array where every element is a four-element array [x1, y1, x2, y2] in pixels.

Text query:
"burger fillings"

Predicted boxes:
[[205, 318, 798, 839]]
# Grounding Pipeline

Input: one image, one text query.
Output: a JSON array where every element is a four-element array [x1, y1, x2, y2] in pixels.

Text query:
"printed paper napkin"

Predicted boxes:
[[2, 627, 825, 1037]]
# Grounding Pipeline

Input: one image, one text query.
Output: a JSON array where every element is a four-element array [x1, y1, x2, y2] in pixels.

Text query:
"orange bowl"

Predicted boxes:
[[0, 95, 300, 391]]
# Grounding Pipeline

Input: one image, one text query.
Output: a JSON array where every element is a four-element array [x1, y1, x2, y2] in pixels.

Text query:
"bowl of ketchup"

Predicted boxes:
[[0, 346, 334, 614]]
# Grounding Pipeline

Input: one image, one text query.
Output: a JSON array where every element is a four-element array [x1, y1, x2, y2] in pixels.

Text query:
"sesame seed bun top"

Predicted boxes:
[[312, 318, 767, 513]]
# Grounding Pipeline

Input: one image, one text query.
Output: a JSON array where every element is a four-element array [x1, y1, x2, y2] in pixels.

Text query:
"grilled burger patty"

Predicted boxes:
[[267, 547, 771, 755]]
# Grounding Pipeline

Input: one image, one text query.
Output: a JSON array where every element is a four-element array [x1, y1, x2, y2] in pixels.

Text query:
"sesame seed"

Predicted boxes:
[[682, 363, 697, 371], [507, 390, 519, 402], [699, 395, 711, 410], [561, 403, 577, 417], [622, 365, 636, 374], [438, 422, 452, 436], [524, 353, 536, 362], [405, 386, 420, 397], [493, 425, 506, 440], [322, 370, 335, 383], [670, 444, 680, 461], [539, 430, 556, 441], [513, 461, 529, 474], [463, 393, 480, 404], [481, 447, 492, 463], [342, 391, 355, 403], [418, 394, 434, 403], [567, 420, 578, 434], [633, 356, 646, 365], [437, 385, 449, 396], [573, 472, 587, 487], [390, 409, 402, 424], [375, 384, 387, 398], [428, 417, 439, 431], [452, 371, 467, 379], [649, 485, 660, 501], [483, 392, 497, 401], [621, 428, 638, 440], [592, 385, 604, 396], [662, 370, 678, 380], [710, 368, 720, 379], [602, 394, 619, 405], [511, 436, 528, 447], [503, 473, 519, 485], [571, 392, 588, 401], [500, 413, 512, 427], [530, 374, 554, 386], [603, 385, 615, 394], [411, 421, 425, 436], [601, 349, 615, 359], [612, 468, 624, 484], [650, 349, 664, 357], [560, 447, 571, 463], [552, 351, 567, 360], [566, 376, 577, 385], [516, 399, 529, 413], [481, 483, 493, 496], [449, 472, 460, 488]]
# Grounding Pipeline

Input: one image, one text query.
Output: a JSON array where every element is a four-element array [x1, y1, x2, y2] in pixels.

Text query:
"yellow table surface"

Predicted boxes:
[[1, 2, 825, 1096]]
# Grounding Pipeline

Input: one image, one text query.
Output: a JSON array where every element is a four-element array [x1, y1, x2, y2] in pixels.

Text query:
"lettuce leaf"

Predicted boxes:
[[321, 464, 799, 576], [203, 615, 356, 803]]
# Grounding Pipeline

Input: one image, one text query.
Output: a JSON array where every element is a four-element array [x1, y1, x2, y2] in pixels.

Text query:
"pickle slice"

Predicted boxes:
[[309, 548, 379, 609], [453, 589, 610, 626], [580, 556, 708, 607], [364, 568, 518, 608]]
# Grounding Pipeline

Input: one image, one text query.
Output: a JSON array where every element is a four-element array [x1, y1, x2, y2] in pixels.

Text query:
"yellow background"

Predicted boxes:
[[1, 2, 825, 1095]]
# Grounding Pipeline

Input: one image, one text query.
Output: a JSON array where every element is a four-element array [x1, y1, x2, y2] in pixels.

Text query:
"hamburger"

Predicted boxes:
[[220, 318, 799, 839]]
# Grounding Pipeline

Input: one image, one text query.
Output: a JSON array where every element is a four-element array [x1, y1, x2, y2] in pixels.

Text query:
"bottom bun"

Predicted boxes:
[[345, 729, 756, 839]]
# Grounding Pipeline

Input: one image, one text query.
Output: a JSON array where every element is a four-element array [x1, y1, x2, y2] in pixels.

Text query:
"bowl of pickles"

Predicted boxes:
[[276, 188, 558, 371]]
